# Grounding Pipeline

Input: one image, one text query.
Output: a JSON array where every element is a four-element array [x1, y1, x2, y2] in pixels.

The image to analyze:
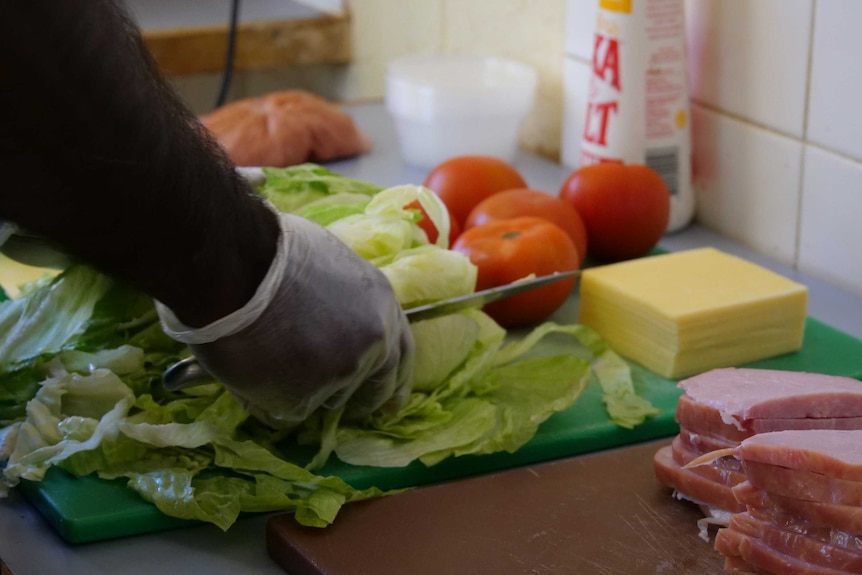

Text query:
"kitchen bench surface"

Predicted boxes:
[[1, 104, 861, 575]]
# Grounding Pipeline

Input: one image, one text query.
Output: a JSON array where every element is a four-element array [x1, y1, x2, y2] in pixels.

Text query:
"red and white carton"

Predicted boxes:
[[579, 0, 695, 232]]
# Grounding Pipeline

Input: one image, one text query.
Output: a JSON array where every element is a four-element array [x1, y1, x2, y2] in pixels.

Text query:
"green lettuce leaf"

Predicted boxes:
[[0, 165, 658, 531], [495, 323, 661, 428], [258, 164, 382, 213]]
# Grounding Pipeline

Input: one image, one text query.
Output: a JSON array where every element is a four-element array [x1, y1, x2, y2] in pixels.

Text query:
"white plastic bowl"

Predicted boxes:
[[385, 54, 538, 168]]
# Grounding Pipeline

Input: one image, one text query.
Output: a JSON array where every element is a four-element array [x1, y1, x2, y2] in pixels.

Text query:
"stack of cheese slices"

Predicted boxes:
[[654, 368, 862, 573], [579, 248, 808, 380]]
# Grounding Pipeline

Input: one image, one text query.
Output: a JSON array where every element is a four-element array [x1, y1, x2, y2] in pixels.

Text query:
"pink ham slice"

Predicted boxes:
[[744, 460, 862, 507], [679, 368, 862, 422], [676, 393, 862, 444], [659, 368, 862, 571], [676, 394, 756, 443], [654, 445, 745, 513], [729, 511, 862, 573], [735, 430, 862, 482], [722, 554, 771, 574], [733, 482, 862, 538], [672, 436, 747, 487], [678, 427, 739, 456], [716, 527, 853, 575], [746, 506, 862, 553]]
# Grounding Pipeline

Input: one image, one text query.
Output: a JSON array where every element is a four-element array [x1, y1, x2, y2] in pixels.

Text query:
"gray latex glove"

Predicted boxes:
[[156, 212, 415, 429]]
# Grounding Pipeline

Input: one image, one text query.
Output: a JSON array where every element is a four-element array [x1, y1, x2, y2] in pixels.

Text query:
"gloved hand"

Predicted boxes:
[[155, 212, 415, 429]]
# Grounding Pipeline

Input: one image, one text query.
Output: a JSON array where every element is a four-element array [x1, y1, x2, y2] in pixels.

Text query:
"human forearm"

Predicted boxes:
[[0, 0, 279, 326]]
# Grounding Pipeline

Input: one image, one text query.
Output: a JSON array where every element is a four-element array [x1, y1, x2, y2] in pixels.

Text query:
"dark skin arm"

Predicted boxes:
[[0, 0, 279, 327]]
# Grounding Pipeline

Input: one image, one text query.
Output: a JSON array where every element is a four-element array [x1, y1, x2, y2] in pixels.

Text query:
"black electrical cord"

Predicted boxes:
[[214, 0, 241, 108]]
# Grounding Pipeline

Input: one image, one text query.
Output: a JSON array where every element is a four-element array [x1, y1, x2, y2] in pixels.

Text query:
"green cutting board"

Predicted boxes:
[[18, 315, 862, 544]]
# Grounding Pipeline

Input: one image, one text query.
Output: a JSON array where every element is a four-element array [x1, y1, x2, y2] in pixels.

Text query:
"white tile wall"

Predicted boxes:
[[691, 105, 802, 265], [563, 0, 862, 297], [684, 0, 812, 138], [807, 0, 862, 162], [799, 145, 862, 293]]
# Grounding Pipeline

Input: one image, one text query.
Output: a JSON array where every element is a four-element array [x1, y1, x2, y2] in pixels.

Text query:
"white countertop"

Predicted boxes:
[[2, 104, 861, 575]]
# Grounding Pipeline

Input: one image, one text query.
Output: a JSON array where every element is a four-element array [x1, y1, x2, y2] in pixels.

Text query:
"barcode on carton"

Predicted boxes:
[[646, 147, 679, 197]]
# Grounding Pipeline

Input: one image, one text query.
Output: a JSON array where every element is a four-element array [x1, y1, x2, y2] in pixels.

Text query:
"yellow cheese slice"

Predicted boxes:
[[578, 248, 808, 379]]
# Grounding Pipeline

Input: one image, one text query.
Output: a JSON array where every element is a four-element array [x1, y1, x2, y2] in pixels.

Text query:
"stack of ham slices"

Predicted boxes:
[[715, 430, 862, 574], [655, 368, 862, 520], [653, 368, 862, 573]]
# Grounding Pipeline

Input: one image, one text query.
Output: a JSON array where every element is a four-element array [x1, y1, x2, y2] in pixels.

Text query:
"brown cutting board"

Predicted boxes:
[[266, 439, 725, 575]]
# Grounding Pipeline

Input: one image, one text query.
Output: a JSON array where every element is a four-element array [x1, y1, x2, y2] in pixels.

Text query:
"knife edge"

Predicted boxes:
[[404, 270, 580, 322]]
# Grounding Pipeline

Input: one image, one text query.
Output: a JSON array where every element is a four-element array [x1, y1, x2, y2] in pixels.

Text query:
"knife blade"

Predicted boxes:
[[162, 270, 580, 390], [404, 270, 580, 322]]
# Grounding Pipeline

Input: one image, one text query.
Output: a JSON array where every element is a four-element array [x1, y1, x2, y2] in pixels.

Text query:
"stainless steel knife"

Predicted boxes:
[[162, 270, 580, 390], [403, 269, 579, 322]]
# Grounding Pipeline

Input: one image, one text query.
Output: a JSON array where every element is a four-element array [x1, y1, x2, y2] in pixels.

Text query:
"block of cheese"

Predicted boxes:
[[578, 248, 807, 379]]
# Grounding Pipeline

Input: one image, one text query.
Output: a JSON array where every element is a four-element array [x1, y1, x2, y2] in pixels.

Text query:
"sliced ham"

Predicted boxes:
[[744, 460, 862, 507], [676, 393, 755, 442], [679, 368, 862, 421], [654, 445, 745, 513], [722, 554, 762, 574], [752, 417, 862, 435], [715, 527, 745, 562], [659, 368, 862, 573], [717, 526, 854, 575], [743, 532, 850, 575], [736, 430, 862, 482], [676, 393, 862, 443], [679, 427, 739, 456], [733, 482, 862, 538], [672, 436, 747, 486], [746, 506, 862, 553], [730, 512, 862, 573]]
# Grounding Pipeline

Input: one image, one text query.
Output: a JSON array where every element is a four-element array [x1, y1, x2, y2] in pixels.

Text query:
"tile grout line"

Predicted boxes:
[[565, 52, 857, 168], [794, 0, 819, 271], [686, 100, 862, 167]]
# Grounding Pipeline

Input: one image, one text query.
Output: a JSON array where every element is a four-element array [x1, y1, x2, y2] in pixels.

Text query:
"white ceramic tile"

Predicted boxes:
[[807, 0, 862, 162], [690, 105, 802, 265], [684, 0, 811, 137], [560, 58, 592, 169], [798, 145, 862, 296], [565, 0, 597, 61]]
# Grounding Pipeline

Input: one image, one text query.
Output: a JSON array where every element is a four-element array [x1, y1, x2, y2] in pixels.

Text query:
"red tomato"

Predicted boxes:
[[422, 156, 528, 228], [464, 188, 588, 262], [452, 217, 581, 327], [407, 200, 461, 247], [558, 164, 670, 262]]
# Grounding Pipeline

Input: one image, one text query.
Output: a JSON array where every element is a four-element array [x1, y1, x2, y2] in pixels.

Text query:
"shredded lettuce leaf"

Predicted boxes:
[[258, 164, 382, 214], [0, 164, 658, 530]]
